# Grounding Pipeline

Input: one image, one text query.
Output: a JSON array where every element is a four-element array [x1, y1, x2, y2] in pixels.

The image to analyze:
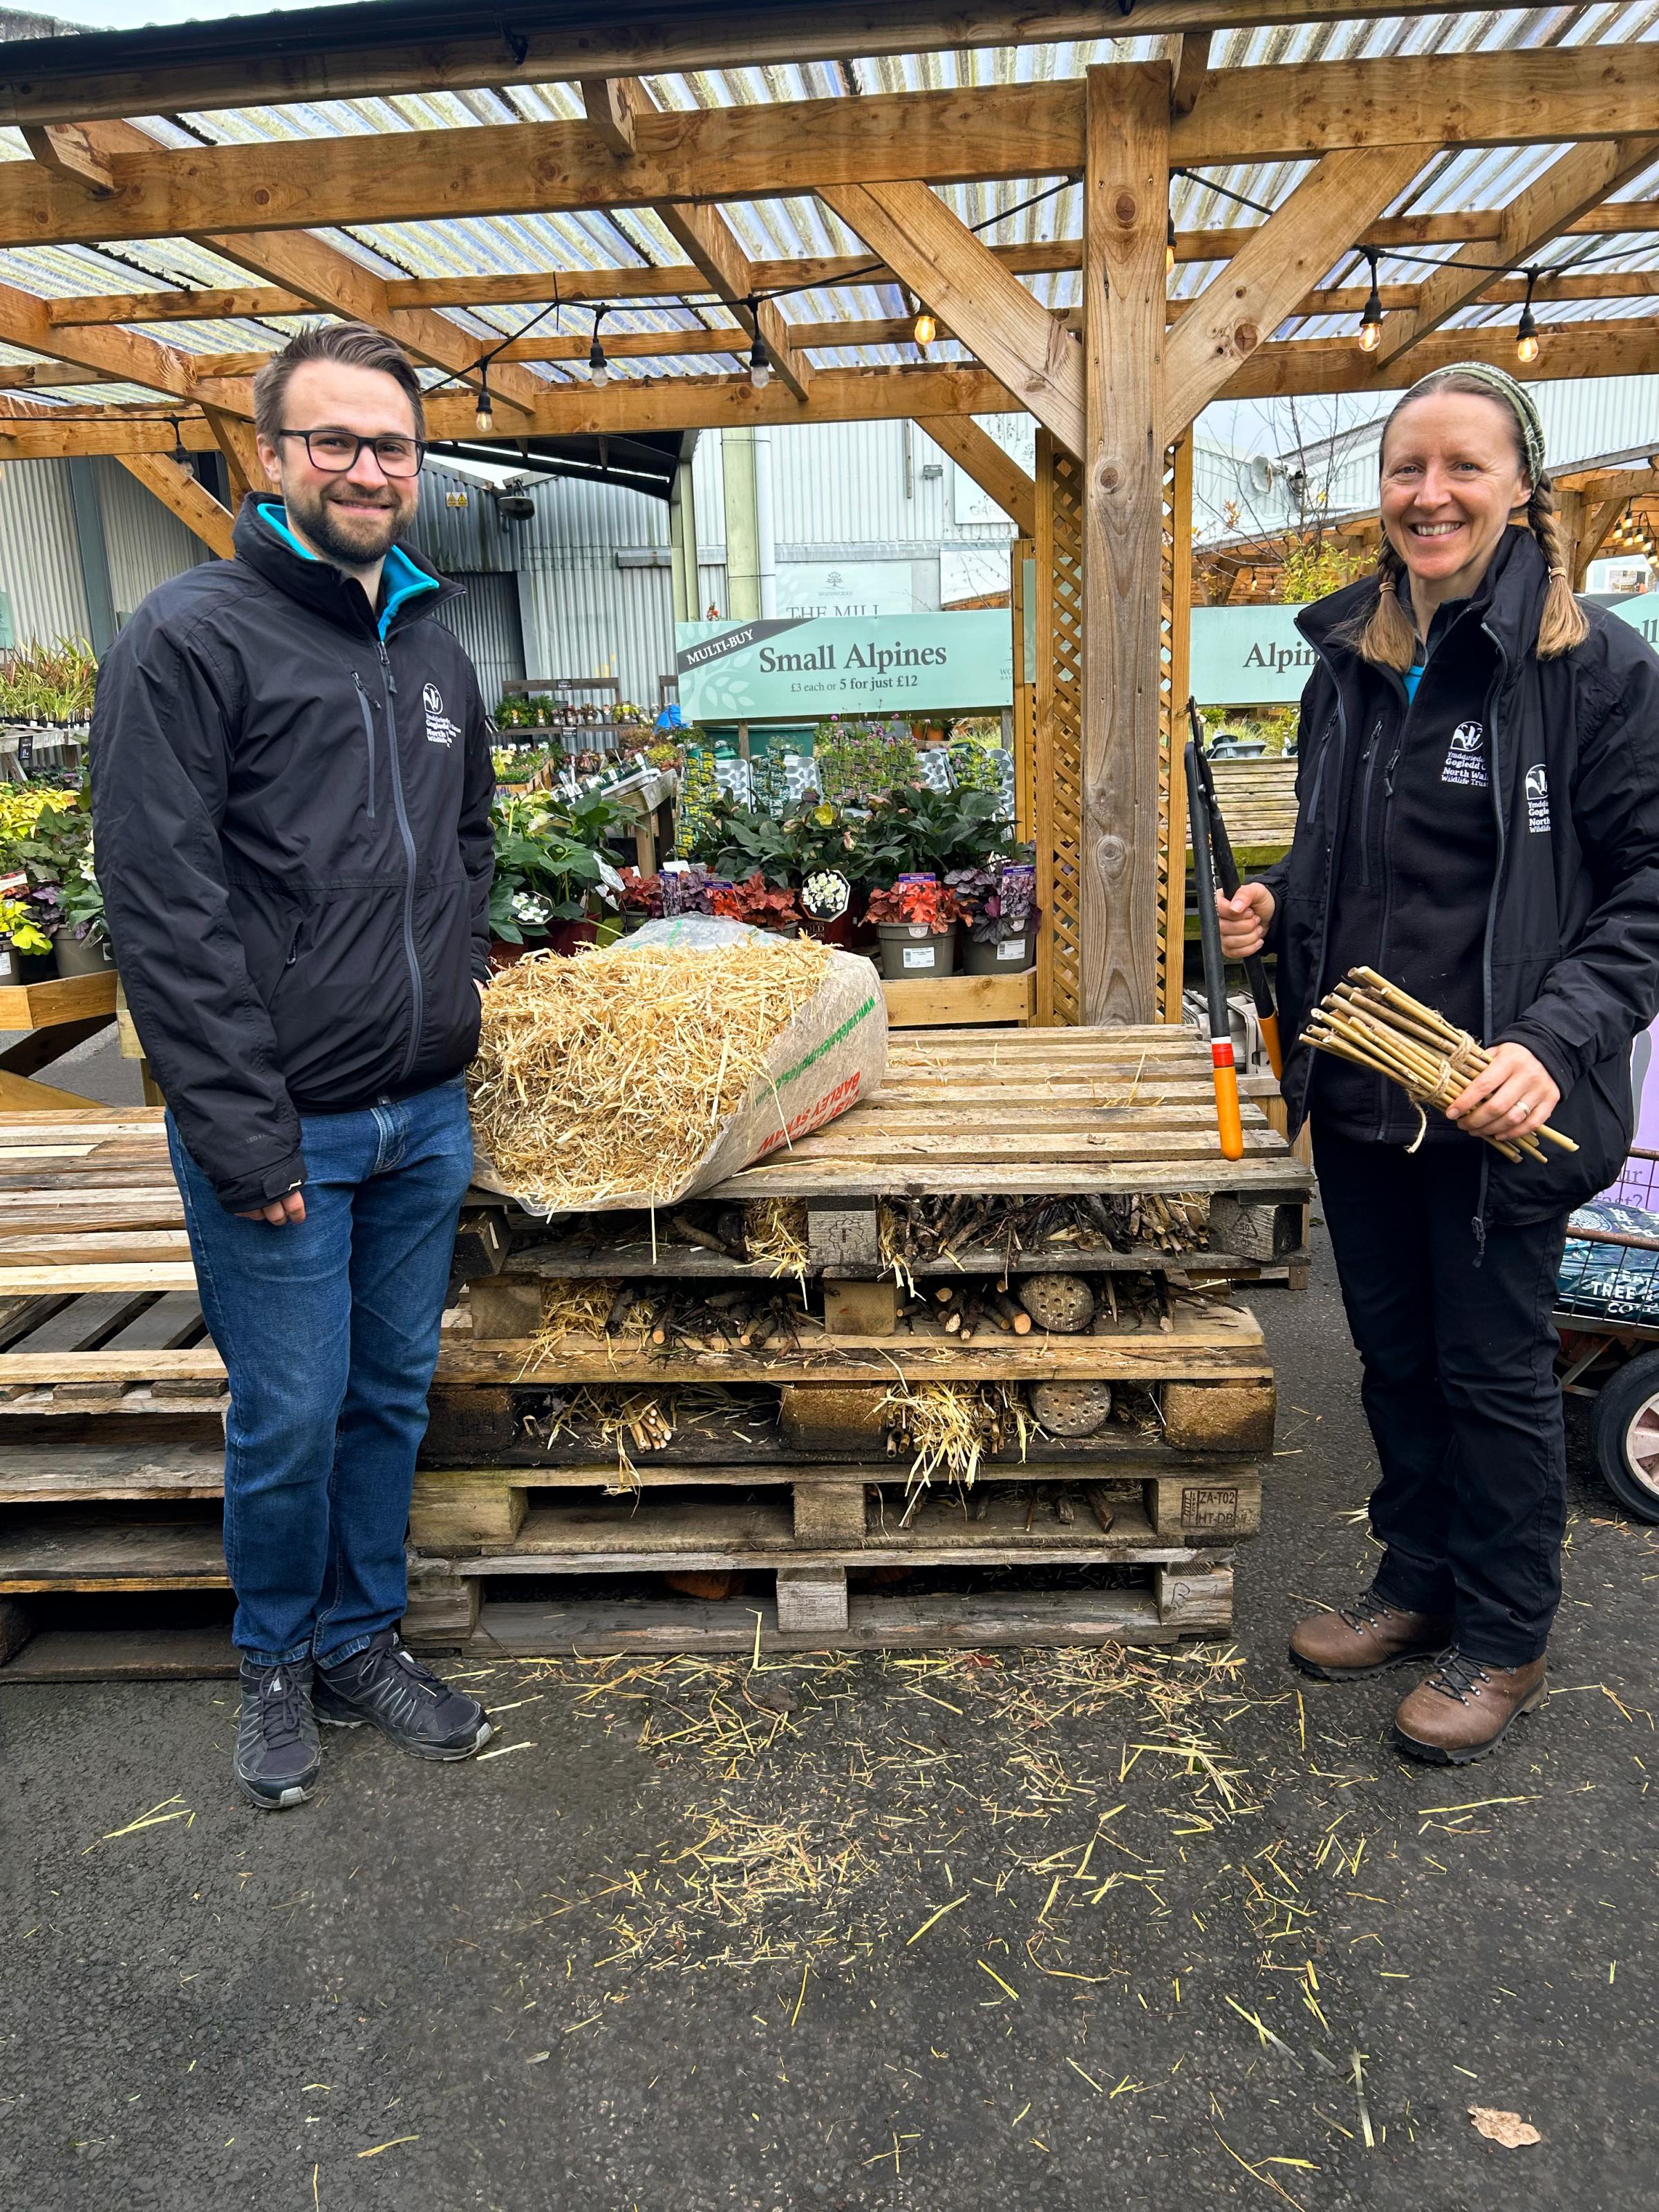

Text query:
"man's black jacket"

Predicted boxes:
[[92, 497, 495, 1212], [1260, 527, 1659, 1225]]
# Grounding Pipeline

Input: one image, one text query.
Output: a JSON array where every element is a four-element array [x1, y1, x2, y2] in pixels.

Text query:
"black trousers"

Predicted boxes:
[[1311, 1125, 1569, 1666]]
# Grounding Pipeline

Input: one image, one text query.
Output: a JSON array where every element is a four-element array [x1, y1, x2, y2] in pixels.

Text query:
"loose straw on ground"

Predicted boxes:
[[470, 939, 832, 1210], [1306, 966, 1577, 1165]]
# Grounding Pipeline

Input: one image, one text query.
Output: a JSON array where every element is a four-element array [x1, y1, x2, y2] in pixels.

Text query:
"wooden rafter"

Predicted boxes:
[[6, 50, 1659, 250], [64, 118, 543, 420], [37, 203, 1659, 329], [0, 276, 227, 413], [818, 180, 1083, 455], [0, 3, 1528, 129], [1170, 35, 1212, 120], [1373, 134, 1659, 367], [579, 78, 810, 404], [1161, 143, 1431, 440], [20, 124, 114, 196], [116, 454, 234, 558], [912, 416, 1036, 536]]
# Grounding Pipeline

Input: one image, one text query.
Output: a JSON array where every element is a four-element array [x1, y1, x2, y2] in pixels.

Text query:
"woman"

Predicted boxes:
[[1219, 363, 1659, 1765]]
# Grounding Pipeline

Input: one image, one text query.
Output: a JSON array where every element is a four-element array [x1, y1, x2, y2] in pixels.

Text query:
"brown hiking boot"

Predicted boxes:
[[1392, 1649, 1547, 1765], [1288, 1587, 1453, 1682]]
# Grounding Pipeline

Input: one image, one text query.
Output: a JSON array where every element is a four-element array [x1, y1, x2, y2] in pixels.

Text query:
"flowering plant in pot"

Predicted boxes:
[[812, 716, 918, 805], [615, 867, 663, 930], [708, 872, 802, 934], [488, 788, 626, 962], [864, 877, 962, 980], [948, 856, 1039, 975]]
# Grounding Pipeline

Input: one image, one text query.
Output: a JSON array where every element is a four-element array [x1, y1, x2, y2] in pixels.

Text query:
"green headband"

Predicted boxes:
[[1400, 361, 1548, 485]]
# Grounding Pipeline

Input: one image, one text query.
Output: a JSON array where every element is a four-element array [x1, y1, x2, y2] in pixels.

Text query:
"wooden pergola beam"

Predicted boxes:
[[1161, 143, 1430, 441], [818, 180, 1084, 455], [581, 77, 811, 405], [116, 454, 235, 558], [66, 116, 545, 420], [0, 3, 1531, 129], [913, 416, 1035, 536], [38, 202, 1659, 329], [1374, 134, 1659, 367], [7, 50, 1659, 250], [0, 276, 227, 413]]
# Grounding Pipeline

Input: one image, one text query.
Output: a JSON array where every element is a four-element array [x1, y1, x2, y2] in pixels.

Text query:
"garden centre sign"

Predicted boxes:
[[1190, 592, 1659, 706], [675, 612, 1012, 719]]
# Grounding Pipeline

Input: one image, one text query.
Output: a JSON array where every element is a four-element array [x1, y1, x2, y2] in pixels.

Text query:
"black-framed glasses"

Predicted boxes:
[[275, 428, 426, 478]]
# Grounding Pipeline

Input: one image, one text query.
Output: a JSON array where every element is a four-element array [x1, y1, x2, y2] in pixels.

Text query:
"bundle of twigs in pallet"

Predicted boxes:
[[881, 1380, 1028, 1493], [1306, 967, 1579, 1166], [538, 1277, 809, 1358], [878, 1192, 1210, 1290]]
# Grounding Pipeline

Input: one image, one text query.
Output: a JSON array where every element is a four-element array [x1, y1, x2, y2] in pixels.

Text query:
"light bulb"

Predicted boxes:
[[913, 309, 937, 347], [1358, 308, 1382, 353], [749, 332, 770, 390], [474, 389, 494, 433], [1166, 211, 1177, 278], [588, 335, 610, 386], [1515, 305, 1539, 366]]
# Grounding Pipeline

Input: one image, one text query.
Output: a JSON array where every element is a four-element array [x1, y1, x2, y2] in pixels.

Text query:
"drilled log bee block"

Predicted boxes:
[[422, 1385, 517, 1463], [402, 1574, 482, 1646], [409, 1470, 528, 1549], [792, 1481, 870, 1545], [822, 1278, 899, 1338], [468, 1278, 544, 1340], [778, 1382, 887, 1450], [1147, 1475, 1262, 1541], [1161, 1377, 1275, 1454], [1018, 1273, 1095, 1334], [806, 1200, 881, 1275], [1028, 1380, 1114, 1436], [775, 1565, 850, 1634], [1154, 1562, 1235, 1631]]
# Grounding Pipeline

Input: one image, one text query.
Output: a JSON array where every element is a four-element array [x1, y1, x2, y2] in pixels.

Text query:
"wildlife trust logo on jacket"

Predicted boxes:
[[422, 681, 462, 747], [1441, 718, 1487, 789], [1526, 762, 1551, 834]]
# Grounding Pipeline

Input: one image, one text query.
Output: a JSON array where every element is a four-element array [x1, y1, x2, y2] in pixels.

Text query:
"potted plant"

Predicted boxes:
[[487, 787, 627, 964], [864, 877, 961, 980], [615, 867, 662, 930], [707, 872, 802, 935], [0, 894, 50, 985], [950, 858, 1039, 974]]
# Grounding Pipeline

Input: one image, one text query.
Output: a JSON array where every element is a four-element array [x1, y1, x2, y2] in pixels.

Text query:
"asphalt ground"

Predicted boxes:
[[3, 1111, 1656, 2211]]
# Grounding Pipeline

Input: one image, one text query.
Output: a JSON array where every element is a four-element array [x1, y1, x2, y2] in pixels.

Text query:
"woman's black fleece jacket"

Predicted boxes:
[[1259, 527, 1659, 1226]]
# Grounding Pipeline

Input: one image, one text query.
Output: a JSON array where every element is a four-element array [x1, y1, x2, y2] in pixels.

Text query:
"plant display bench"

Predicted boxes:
[[0, 971, 121, 1112]]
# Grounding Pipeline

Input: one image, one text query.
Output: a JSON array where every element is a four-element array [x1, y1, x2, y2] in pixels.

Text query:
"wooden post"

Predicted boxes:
[[1010, 531, 1034, 843], [1081, 60, 1170, 1024]]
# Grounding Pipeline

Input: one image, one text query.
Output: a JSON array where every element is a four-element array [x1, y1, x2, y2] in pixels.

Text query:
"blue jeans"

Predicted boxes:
[[167, 1078, 474, 1667]]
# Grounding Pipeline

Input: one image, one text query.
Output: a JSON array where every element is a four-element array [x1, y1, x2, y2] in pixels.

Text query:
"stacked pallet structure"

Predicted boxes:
[[0, 1029, 1309, 1678]]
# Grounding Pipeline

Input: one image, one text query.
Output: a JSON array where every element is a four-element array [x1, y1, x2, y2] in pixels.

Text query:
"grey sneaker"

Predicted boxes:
[[234, 1657, 321, 1812], [313, 1630, 493, 1760]]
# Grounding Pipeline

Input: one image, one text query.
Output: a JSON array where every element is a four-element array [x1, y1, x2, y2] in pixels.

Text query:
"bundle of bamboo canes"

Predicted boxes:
[[1305, 966, 1577, 1165]]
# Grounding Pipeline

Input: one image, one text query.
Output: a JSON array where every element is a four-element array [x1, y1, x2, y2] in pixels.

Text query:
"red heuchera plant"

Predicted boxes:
[[617, 867, 662, 915], [707, 871, 803, 930], [864, 880, 962, 932]]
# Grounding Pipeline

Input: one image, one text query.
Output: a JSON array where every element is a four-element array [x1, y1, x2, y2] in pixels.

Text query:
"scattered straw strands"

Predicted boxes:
[[745, 1199, 810, 1281], [470, 939, 834, 1210], [881, 1380, 1027, 1491]]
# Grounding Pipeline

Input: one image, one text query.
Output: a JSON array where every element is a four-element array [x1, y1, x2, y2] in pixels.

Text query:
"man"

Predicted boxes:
[[93, 323, 496, 1810]]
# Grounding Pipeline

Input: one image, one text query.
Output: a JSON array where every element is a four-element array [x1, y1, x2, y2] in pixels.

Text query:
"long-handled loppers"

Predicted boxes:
[[1185, 697, 1283, 1080], [1185, 722, 1244, 1161]]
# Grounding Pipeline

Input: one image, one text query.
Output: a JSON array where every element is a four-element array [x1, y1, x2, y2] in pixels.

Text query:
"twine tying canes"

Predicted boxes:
[[1305, 966, 1579, 1167]]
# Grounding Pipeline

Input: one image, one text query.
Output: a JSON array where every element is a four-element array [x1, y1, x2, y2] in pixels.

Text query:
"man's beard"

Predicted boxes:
[[285, 480, 411, 567]]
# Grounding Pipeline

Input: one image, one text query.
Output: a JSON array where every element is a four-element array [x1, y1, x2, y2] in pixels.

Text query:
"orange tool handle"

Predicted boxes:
[[1257, 1011, 1284, 1082], [1211, 1038, 1244, 1161]]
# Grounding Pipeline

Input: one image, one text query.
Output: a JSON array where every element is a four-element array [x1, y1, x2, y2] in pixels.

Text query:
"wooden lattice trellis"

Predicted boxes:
[[1033, 430, 1191, 1026]]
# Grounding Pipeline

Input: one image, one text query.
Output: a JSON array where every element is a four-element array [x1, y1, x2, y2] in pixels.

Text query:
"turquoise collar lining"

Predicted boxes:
[[256, 500, 438, 637]]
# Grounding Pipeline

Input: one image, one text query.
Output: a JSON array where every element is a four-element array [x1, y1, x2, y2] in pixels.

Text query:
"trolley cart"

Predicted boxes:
[[1555, 1146, 1659, 1521]]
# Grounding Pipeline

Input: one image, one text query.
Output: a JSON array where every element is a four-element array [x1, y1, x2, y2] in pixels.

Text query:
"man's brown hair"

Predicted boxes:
[[252, 321, 426, 444]]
